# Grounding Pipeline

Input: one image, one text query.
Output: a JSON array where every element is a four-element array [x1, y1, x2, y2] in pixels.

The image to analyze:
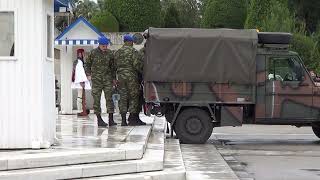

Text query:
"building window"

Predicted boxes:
[[0, 12, 15, 57], [47, 15, 53, 58]]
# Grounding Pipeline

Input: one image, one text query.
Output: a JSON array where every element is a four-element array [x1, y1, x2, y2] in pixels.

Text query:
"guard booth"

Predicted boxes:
[[55, 17, 105, 114], [55, 17, 146, 115], [0, 0, 55, 149]]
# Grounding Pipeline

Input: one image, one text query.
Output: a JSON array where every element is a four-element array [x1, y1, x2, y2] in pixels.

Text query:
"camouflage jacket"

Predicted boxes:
[[114, 45, 142, 79], [137, 47, 145, 74], [85, 48, 115, 82]]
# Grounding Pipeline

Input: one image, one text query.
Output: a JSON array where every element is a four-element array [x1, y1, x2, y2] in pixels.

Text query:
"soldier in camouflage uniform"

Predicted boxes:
[[114, 34, 145, 126], [85, 36, 117, 127], [135, 44, 146, 118], [133, 30, 149, 121]]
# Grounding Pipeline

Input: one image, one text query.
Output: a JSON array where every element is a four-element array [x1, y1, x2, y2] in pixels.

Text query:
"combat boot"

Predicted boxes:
[[96, 114, 108, 127], [134, 113, 146, 125], [121, 113, 128, 126], [128, 113, 146, 126], [108, 113, 117, 126]]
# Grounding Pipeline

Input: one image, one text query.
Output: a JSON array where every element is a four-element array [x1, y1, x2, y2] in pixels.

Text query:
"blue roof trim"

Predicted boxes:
[[55, 16, 104, 41], [56, 0, 68, 6], [55, 39, 99, 45], [54, 0, 75, 12]]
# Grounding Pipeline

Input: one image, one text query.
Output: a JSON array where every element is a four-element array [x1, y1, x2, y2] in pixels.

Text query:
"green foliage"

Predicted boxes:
[[160, 0, 200, 28], [313, 25, 320, 43], [289, 0, 320, 33], [260, 0, 295, 32], [176, 0, 200, 28], [105, 0, 161, 32], [163, 3, 181, 28], [73, 0, 98, 21], [291, 33, 320, 73], [202, 0, 247, 29], [197, 0, 207, 17], [90, 11, 119, 32], [245, 0, 271, 30]]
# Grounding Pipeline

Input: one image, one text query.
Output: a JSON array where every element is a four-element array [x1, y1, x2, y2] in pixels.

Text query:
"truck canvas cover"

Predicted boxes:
[[145, 28, 258, 84]]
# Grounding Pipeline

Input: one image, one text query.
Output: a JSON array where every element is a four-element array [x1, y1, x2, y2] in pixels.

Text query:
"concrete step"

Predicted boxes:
[[0, 117, 166, 180], [0, 125, 152, 171], [83, 138, 186, 180], [181, 144, 239, 180]]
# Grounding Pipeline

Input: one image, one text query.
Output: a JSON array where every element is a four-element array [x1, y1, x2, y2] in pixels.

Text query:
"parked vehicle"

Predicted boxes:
[[144, 28, 320, 144]]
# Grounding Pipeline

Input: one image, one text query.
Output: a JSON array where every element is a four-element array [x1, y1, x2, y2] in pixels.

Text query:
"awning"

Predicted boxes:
[[55, 39, 98, 45]]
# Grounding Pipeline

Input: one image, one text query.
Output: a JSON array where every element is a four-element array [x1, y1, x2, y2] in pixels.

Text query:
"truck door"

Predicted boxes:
[[259, 56, 314, 123]]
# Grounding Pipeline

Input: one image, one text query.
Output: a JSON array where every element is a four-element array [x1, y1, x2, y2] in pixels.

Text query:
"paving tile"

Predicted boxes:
[[0, 165, 83, 180], [81, 161, 138, 177], [6, 148, 127, 170], [181, 144, 239, 180], [0, 159, 7, 171], [137, 159, 163, 172]]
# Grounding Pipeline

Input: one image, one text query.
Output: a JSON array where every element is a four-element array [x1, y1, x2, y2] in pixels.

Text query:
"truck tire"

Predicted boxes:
[[258, 32, 292, 44], [175, 108, 213, 144], [312, 125, 320, 138]]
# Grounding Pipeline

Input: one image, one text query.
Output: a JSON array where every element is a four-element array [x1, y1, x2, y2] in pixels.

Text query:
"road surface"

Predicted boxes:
[[210, 125, 320, 180]]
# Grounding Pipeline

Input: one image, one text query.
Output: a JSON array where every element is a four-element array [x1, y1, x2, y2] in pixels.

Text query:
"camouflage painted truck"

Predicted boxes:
[[143, 28, 320, 144]]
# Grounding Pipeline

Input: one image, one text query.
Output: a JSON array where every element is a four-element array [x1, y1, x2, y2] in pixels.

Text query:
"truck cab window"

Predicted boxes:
[[268, 57, 304, 82]]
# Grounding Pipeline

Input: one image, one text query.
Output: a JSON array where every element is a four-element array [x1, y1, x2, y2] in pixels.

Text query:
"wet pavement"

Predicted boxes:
[[181, 144, 238, 180], [55, 113, 153, 149], [0, 113, 154, 171], [211, 125, 320, 180]]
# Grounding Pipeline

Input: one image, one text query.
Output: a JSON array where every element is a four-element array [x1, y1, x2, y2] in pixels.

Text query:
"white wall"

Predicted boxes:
[[0, 0, 55, 149]]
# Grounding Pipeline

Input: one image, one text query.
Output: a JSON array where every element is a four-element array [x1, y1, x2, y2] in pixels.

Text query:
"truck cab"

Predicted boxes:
[[255, 45, 320, 127]]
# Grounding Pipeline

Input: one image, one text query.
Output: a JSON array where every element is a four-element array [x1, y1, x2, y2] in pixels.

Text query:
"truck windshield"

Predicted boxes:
[[268, 57, 304, 82]]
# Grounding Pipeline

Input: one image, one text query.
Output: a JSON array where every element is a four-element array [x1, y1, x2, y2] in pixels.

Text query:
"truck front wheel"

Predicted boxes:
[[312, 124, 320, 138], [175, 108, 213, 144]]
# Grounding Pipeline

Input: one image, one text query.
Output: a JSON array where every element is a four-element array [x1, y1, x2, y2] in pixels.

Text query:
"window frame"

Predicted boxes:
[[0, 9, 18, 61], [268, 56, 304, 82], [45, 12, 54, 61]]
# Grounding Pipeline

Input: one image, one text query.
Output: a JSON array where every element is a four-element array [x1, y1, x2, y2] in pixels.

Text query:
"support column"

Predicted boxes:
[[60, 46, 73, 114]]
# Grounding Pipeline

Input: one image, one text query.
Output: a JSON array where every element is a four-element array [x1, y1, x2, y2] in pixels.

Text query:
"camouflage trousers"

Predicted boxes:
[[118, 76, 140, 114], [91, 79, 114, 114], [136, 85, 144, 113]]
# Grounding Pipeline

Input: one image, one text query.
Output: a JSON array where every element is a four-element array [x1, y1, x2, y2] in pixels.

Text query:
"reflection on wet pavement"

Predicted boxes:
[[55, 114, 135, 149]]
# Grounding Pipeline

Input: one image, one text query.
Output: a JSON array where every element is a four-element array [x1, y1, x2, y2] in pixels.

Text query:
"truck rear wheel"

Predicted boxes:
[[175, 108, 213, 144], [312, 124, 320, 138]]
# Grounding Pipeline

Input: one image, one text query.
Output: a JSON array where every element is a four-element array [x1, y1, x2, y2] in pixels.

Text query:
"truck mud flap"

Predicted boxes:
[[220, 106, 243, 126]]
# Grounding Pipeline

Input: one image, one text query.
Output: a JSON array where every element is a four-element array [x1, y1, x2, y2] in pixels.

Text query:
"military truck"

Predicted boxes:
[[143, 28, 320, 144]]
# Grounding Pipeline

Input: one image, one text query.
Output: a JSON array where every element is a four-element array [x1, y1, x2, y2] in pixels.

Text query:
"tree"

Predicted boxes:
[[163, 3, 181, 28], [176, 0, 200, 28], [260, 0, 295, 32], [291, 33, 320, 72], [197, 0, 207, 17], [90, 11, 119, 32], [289, 0, 320, 33], [72, 0, 98, 21], [105, 0, 161, 32], [202, 0, 247, 29], [245, 0, 272, 30]]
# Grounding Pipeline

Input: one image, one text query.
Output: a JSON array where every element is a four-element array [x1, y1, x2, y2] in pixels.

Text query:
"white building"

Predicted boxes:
[[0, 0, 55, 149]]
